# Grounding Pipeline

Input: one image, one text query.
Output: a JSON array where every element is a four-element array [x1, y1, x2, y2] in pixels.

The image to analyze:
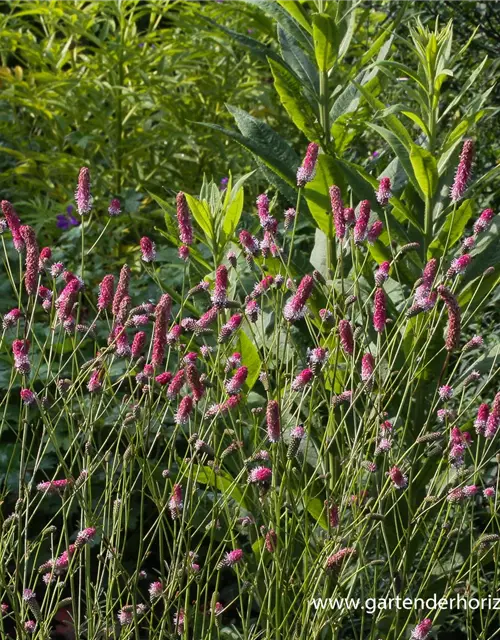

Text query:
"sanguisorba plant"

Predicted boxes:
[[0, 121, 499, 640]]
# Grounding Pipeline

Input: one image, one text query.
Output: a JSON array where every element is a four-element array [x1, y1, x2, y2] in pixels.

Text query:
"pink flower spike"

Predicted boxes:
[[218, 313, 242, 343], [3, 307, 22, 330], [438, 385, 453, 401], [291, 368, 314, 391], [239, 230, 260, 257], [284, 207, 296, 230], [167, 369, 185, 400], [343, 207, 355, 227], [353, 200, 371, 244], [375, 261, 390, 286], [108, 198, 121, 216], [169, 484, 183, 519], [449, 254, 471, 276], [20, 226, 39, 296], [20, 388, 36, 405], [175, 395, 193, 425], [112, 265, 131, 317], [131, 331, 147, 358], [283, 274, 314, 322], [373, 287, 387, 333], [97, 274, 114, 311], [388, 465, 408, 489], [483, 487, 495, 499], [155, 371, 173, 386], [329, 185, 345, 240], [140, 237, 156, 263], [450, 139, 474, 202], [256, 194, 277, 232], [149, 581, 163, 602], [225, 366, 248, 394], [338, 319, 354, 356], [75, 167, 92, 214], [411, 618, 432, 640], [212, 265, 228, 308], [376, 177, 391, 206], [473, 208, 495, 235], [437, 285, 461, 352], [367, 220, 383, 245], [151, 294, 172, 367], [248, 466, 272, 484], [297, 142, 319, 188], [266, 400, 281, 443], [1, 200, 24, 251], [178, 245, 190, 261], [176, 192, 193, 245], [75, 527, 96, 548], [218, 548, 244, 569], [185, 363, 204, 402], [474, 403, 489, 435]]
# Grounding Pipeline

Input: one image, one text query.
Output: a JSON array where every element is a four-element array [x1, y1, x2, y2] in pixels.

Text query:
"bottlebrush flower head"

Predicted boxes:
[[218, 549, 244, 570], [225, 366, 248, 394], [3, 307, 22, 329], [367, 220, 383, 245], [226, 352, 242, 372], [375, 261, 390, 286], [283, 274, 313, 322], [20, 226, 39, 296], [218, 313, 242, 343], [438, 385, 453, 401], [176, 192, 193, 245], [325, 501, 339, 528], [114, 326, 131, 357], [131, 331, 147, 358], [256, 194, 277, 232], [20, 388, 36, 405], [388, 465, 408, 489], [151, 294, 172, 367], [38, 246, 51, 270], [75, 527, 96, 548], [329, 185, 345, 240], [166, 324, 182, 346], [461, 236, 475, 252], [485, 413, 500, 439], [373, 288, 387, 333], [297, 142, 319, 188], [112, 265, 131, 316], [284, 207, 296, 230], [175, 395, 193, 425], [376, 177, 391, 206], [308, 347, 329, 366], [75, 167, 92, 214], [186, 363, 204, 402], [12, 338, 30, 375], [422, 258, 438, 288], [116, 294, 131, 325], [338, 319, 354, 356], [108, 198, 121, 216], [167, 369, 185, 400], [291, 368, 314, 391], [331, 390, 353, 407], [251, 275, 274, 299], [266, 400, 281, 443], [1, 200, 24, 251], [287, 424, 306, 458], [212, 265, 228, 308], [411, 618, 432, 640], [149, 582, 163, 602], [178, 244, 190, 261], [483, 487, 496, 499], [325, 547, 356, 571], [245, 298, 260, 322], [87, 368, 103, 393], [51, 262, 64, 278], [463, 335, 483, 351], [248, 466, 272, 484], [343, 207, 355, 227], [36, 479, 73, 494], [169, 484, 183, 519], [97, 274, 114, 311], [449, 254, 471, 276], [353, 200, 371, 243], [239, 230, 260, 257], [473, 208, 495, 234], [140, 237, 156, 262], [437, 285, 461, 351], [264, 529, 277, 553], [450, 139, 474, 202], [361, 353, 375, 383], [196, 306, 219, 332], [155, 371, 173, 386]]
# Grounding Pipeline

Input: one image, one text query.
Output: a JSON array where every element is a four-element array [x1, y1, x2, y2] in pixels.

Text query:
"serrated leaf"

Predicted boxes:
[[278, 26, 318, 96]]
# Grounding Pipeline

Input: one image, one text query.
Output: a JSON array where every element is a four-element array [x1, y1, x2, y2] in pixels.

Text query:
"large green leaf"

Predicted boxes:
[[268, 58, 320, 140], [367, 123, 417, 192], [278, 26, 318, 96], [222, 186, 244, 238], [241, 0, 313, 50], [238, 330, 262, 392], [184, 193, 213, 241], [303, 154, 344, 236], [189, 464, 248, 510], [458, 270, 500, 309], [276, 0, 312, 35], [410, 144, 438, 200], [427, 199, 473, 259], [312, 13, 339, 72]]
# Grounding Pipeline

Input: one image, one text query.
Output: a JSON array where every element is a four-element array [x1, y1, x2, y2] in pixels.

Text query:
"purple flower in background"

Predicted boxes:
[[220, 176, 229, 190], [57, 205, 80, 230], [56, 215, 70, 230]]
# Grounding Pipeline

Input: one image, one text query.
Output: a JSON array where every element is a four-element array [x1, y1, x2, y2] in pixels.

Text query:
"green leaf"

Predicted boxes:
[[310, 228, 328, 277], [305, 497, 328, 530], [184, 193, 213, 241], [278, 26, 318, 96], [304, 154, 344, 236], [312, 13, 339, 72], [268, 58, 320, 140], [190, 465, 248, 510], [409, 144, 438, 200], [427, 199, 473, 259], [241, 0, 313, 51], [458, 270, 500, 309], [367, 123, 416, 191], [276, 0, 312, 34], [222, 187, 244, 238], [237, 330, 262, 392]]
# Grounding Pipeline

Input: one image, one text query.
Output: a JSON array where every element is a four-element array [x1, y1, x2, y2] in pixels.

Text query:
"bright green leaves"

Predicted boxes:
[[312, 13, 339, 72], [409, 144, 438, 200], [237, 330, 262, 392], [304, 154, 343, 237], [185, 193, 213, 241], [428, 199, 473, 259]]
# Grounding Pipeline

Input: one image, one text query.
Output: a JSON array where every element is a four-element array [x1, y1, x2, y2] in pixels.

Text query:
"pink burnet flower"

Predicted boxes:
[[196, 306, 219, 332], [36, 478, 72, 494], [112, 265, 131, 317], [473, 208, 495, 235], [373, 287, 387, 333], [175, 395, 194, 425], [20, 388, 36, 405], [0, 603, 8, 616], [388, 465, 408, 489], [149, 581, 163, 602], [173, 608, 185, 635], [287, 424, 306, 458], [492, 392, 500, 416], [260, 229, 280, 258], [212, 393, 242, 417], [24, 621, 37, 634], [449, 443, 466, 467], [463, 335, 483, 351], [485, 413, 499, 439], [1, 199, 24, 251], [131, 331, 147, 358], [461, 236, 475, 252], [283, 274, 314, 322], [218, 313, 243, 343], [12, 339, 31, 375], [331, 390, 353, 407], [239, 230, 260, 258], [448, 254, 471, 277], [256, 194, 277, 232], [225, 366, 248, 394], [163, 324, 181, 347], [450, 139, 474, 202], [251, 275, 274, 299], [361, 353, 375, 383], [264, 529, 277, 553], [87, 368, 103, 393], [108, 198, 121, 216], [438, 385, 453, 401], [113, 326, 130, 357], [50, 261, 64, 278], [297, 142, 319, 188], [20, 226, 39, 296], [116, 294, 131, 325], [422, 258, 438, 288], [325, 547, 356, 571], [375, 261, 390, 286], [169, 484, 183, 519], [118, 607, 133, 626], [308, 347, 329, 366], [291, 368, 314, 392], [248, 466, 272, 484], [376, 177, 391, 206], [375, 437, 392, 454], [218, 548, 244, 569], [140, 236, 156, 262], [447, 487, 465, 502], [155, 371, 173, 386], [3, 307, 22, 329], [411, 618, 432, 640], [97, 274, 114, 311], [75, 527, 96, 548], [130, 313, 149, 327], [343, 207, 355, 227], [325, 501, 339, 528], [437, 408, 455, 423], [38, 246, 51, 271], [329, 185, 345, 240], [55, 278, 81, 322], [463, 484, 478, 497], [483, 487, 496, 499], [151, 294, 172, 367], [284, 207, 296, 230], [75, 167, 92, 214], [185, 363, 204, 402], [367, 220, 383, 245], [474, 403, 489, 435], [176, 192, 193, 245], [166, 369, 185, 400], [212, 265, 228, 308], [245, 299, 260, 323], [353, 200, 371, 244], [437, 285, 461, 352], [380, 420, 393, 434], [200, 345, 212, 358], [178, 244, 190, 261], [319, 308, 334, 325], [266, 400, 281, 443]]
